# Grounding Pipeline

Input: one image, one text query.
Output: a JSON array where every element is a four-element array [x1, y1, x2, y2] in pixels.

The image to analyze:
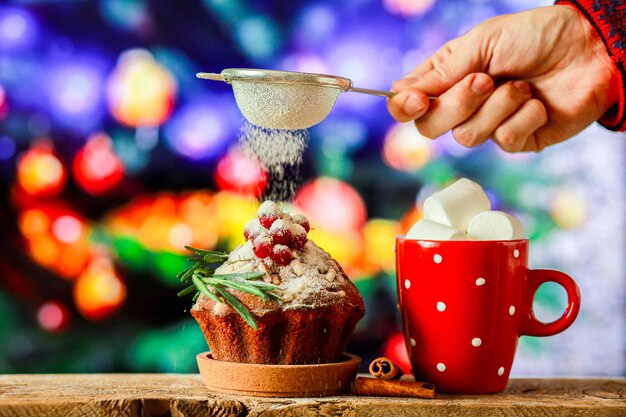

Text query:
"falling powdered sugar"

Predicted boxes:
[[239, 121, 308, 202]]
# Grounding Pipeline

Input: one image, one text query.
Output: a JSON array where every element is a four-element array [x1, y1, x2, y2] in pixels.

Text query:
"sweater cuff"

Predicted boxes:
[[556, 0, 626, 131]]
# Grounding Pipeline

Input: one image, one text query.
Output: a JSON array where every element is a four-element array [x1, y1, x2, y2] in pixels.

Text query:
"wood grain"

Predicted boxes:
[[0, 375, 624, 417]]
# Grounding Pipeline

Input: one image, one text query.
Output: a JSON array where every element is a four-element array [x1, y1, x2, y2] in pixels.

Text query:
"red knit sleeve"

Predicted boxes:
[[556, 0, 626, 131]]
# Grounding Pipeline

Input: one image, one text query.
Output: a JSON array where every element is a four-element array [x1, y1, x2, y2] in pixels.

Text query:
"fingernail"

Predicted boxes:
[[404, 94, 426, 115], [471, 74, 493, 95], [513, 80, 531, 94]]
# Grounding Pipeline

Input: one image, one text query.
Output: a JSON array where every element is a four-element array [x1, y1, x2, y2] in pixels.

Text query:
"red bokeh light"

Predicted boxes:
[[73, 133, 124, 195], [215, 149, 267, 197], [37, 301, 70, 332], [295, 177, 367, 232]]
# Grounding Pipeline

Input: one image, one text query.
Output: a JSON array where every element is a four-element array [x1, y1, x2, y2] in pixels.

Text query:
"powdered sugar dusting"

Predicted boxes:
[[231, 81, 339, 130], [243, 218, 263, 240], [290, 223, 305, 234], [197, 240, 351, 314], [257, 200, 281, 218], [239, 121, 308, 202], [253, 233, 272, 247]]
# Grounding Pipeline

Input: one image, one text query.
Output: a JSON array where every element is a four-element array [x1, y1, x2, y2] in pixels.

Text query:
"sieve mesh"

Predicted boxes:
[[231, 80, 341, 130]]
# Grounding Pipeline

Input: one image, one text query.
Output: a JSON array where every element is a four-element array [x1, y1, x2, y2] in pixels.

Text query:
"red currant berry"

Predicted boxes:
[[290, 223, 307, 249], [243, 219, 263, 241], [258, 201, 281, 228], [271, 244, 293, 266], [252, 233, 272, 258], [292, 214, 310, 233], [269, 219, 292, 246]]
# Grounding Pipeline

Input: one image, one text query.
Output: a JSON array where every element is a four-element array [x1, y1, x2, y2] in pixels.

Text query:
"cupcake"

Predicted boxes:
[[187, 201, 365, 365]]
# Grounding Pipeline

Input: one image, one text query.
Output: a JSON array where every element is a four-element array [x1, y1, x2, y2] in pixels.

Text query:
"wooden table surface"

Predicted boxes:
[[0, 374, 624, 417]]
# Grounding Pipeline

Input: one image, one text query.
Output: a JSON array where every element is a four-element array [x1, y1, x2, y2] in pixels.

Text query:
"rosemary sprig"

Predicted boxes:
[[177, 246, 281, 330]]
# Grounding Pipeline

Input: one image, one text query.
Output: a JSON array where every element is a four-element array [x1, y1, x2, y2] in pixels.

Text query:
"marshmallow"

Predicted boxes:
[[406, 219, 471, 241], [423, 178, 491, 231], [467, 210, 526, 240]]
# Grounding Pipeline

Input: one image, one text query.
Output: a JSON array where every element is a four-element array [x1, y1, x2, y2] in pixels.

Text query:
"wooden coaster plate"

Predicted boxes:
[[197, 352, 361, 397]]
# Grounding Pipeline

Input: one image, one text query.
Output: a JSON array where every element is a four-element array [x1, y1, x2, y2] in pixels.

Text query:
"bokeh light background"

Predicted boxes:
[[0, 0, 624, 376]]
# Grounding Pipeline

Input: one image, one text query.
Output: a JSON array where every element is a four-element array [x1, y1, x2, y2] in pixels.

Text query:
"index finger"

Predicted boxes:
[[401, 35, 484, 97]]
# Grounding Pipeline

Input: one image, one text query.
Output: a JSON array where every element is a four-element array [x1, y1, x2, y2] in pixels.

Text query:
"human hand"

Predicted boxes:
[[387, 5, 619, 152]]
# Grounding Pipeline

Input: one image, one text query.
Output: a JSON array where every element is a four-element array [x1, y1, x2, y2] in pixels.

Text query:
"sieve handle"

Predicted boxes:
[[348, 86, 395, 98], [349, 87, 436, 101], [196, 72, 228, 83]]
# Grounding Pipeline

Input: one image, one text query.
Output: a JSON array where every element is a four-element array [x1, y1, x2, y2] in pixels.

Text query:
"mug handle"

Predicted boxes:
[[520, 269, 581, 337]]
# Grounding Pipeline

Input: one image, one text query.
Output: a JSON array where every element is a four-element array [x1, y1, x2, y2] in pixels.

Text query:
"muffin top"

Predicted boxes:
[[192, 202, 364, 317]]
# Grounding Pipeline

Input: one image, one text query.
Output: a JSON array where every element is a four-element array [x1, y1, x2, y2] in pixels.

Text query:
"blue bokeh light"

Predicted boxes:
[[312, 115, 369, 154], [46, 60, 106, 132], [0, 6, 36, 51], [0, 136, 16, 160], [164, 98, 238, 161], [293, 5, 336, 49]]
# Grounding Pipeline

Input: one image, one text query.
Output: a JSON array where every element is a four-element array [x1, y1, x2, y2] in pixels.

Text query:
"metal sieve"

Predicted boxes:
[[197, 68, 394, 130]]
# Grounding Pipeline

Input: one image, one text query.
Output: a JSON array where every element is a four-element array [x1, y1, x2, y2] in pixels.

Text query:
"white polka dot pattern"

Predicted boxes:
[[471, 338, 482, 347], [437, 363, 446, 372], [513, 249, 519, 258], [405, 279, 411, 289], [410, 338, 416, 347], [433, 254, 442, 263], [436, 301, 446, 312], [476, 277, 485, 286], [509, 306, 516, 316], [498, 367, 505, 376]]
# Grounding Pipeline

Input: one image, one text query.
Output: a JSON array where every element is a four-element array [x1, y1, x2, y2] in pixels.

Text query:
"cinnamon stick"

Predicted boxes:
[[369, 357, 403, 380], [352, 376, 435, 399]]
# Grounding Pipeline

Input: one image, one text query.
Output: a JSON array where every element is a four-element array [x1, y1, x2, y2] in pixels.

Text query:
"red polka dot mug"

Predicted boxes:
[[396, 238, 581, 394]]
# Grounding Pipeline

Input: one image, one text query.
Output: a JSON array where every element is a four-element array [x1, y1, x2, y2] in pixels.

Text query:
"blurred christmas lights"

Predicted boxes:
[[37, 301, 69, 333], [235, 15, 281, 61], [27, 234, 60, 268], [0, 85, 8, 120], [52, 214, 85, 244], [550, 188, 588, 229], [312, 115, 368, 154], [18, 209, 50, 237], [326, 39, 387, 111], [47, 62, 105, 131], [106, 49, 176, 127], [383, 0, 436, 17], [281, 52, 329, 74], [99, 0, 152, 34], [0, 6, 36, 51], [295, 177, 367, 232], [0, 136, 16, 160], [215, 148, 267, 197], [16, 143, 66, 197], [383, 122, 435, 172], [400, 205, 422, 234], [73, 133, 124, 195], [293, 5, 336, 49], [363, 219, 401, 273], [74, 257, 126, 320], [164, 99, 237, 161], [18, 205, 90, 279]]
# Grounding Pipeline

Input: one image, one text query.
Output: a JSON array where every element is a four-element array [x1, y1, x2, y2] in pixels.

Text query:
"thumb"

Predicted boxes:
[[401, 34, 487, 97]]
